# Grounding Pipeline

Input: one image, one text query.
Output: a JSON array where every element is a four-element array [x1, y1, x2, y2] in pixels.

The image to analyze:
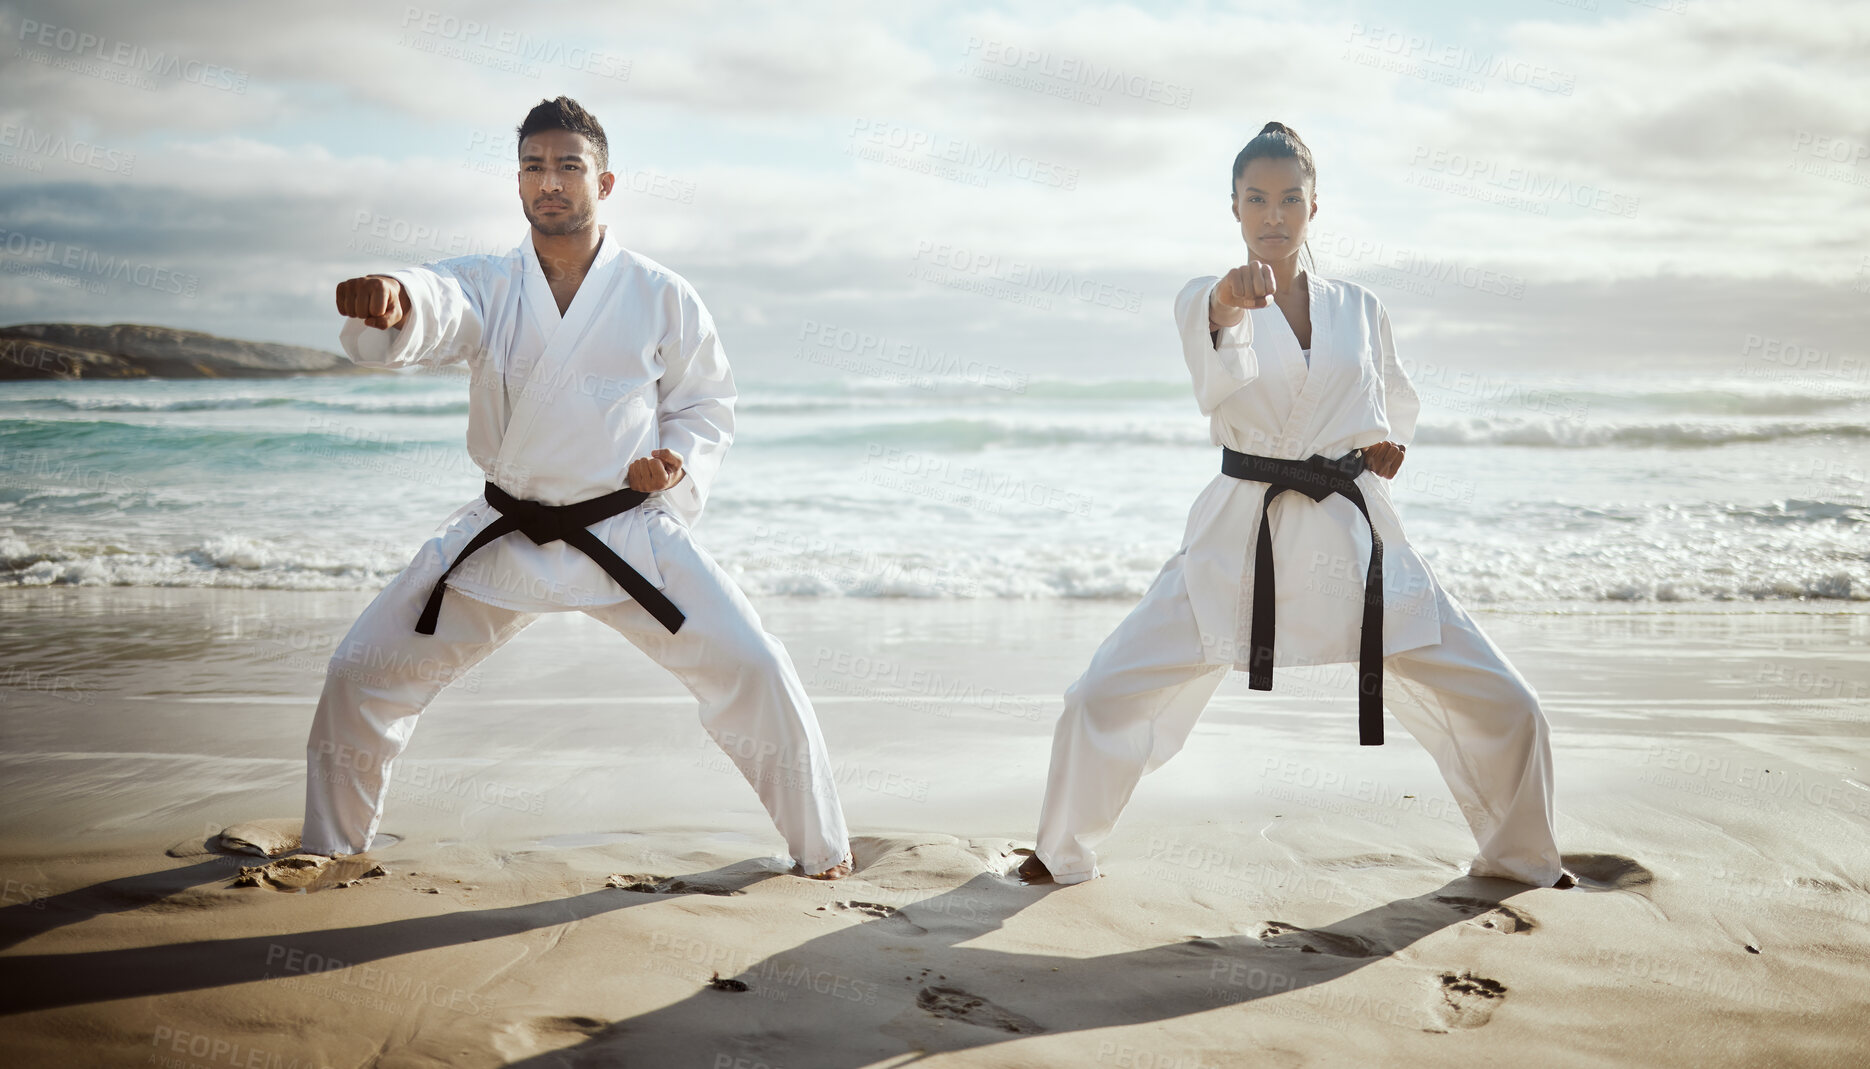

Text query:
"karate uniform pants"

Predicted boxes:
[[1034, 551, 1562, 887], [301, 511, 852, 875]]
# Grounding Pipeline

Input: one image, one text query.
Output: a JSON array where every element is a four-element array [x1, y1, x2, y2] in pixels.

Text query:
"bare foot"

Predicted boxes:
[[1015, 854, 1054, 885], [804, 852, 854, 880]]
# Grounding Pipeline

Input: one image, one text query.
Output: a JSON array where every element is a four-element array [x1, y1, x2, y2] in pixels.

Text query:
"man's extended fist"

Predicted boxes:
[[1215, 260, 1277, 311], [628, 448, 686, 492], [335, 275, 408, 330], [1363, 441, 1406, 479]]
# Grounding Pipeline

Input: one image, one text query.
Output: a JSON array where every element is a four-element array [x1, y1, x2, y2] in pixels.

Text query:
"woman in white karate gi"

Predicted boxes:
[[1021, 122, 1572, 890], [305, 97, 852, 879]]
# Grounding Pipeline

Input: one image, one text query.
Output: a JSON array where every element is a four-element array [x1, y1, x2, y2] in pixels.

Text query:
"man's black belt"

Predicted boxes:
[[415, 481, 686, 637], [1220, 447, 1385, 745]]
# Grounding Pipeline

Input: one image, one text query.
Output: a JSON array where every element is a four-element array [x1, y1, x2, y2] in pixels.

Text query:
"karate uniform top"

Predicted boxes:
[[1174, 272, 1445, 668], [337, 225, 733, 611]]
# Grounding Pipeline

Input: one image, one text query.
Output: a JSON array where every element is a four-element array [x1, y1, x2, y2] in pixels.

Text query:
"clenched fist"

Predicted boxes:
[[628, 448, 685, 492], [1363, 441, 1406, 479], [335, 275, 409, 330], [1210, 260, 1277, 328]]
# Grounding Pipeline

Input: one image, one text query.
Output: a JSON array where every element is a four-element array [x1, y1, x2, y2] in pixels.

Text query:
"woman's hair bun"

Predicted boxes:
[[1258, 121, 1305, 145], [1232, 121, 1316, 194]]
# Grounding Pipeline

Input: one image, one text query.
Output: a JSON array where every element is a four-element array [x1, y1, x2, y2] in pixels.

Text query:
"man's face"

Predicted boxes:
[[517, 129, 613, 237]]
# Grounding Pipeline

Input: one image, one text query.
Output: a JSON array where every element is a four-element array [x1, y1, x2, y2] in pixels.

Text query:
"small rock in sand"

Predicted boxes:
[[707, 971, 749, 992]]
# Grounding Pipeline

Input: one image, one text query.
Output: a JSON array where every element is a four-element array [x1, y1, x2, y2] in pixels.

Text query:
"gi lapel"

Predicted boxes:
[[1269, 272, 1331, 458], [494, 226, 625, 493]]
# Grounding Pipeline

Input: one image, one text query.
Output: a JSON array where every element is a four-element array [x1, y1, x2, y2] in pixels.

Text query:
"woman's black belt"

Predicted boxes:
[[414, 481, 686, 636], [1220, 447, 1385, 745]]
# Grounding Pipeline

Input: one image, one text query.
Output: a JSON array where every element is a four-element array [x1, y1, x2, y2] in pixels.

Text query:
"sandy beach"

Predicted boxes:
[[1, 588, 1866, 1066]]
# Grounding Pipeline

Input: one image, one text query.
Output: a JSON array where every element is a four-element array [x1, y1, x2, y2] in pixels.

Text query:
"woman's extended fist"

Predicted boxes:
[[1214, 260, 1277, 311]]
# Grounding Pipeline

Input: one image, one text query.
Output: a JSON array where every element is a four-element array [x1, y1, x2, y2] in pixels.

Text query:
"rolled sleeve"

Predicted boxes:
[[651, 282, 735, 527], [1376, 302, 1419, 447], [1176, 275, 1260, 416], [336, 263, 485, 370]]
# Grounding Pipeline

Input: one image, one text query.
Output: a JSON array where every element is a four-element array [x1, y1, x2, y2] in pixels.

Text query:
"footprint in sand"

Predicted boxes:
[[1558, 854, 1653, 895], [828, 900, 928, 934], [833, 900, 900, 920], [1429, 971, 1507, 1030], [1429, 894, 1537, 935], [491, 1015, 606, 1060], [232, 855, 387, 893], [1255, 920, 1381, 958], [604, 874, 744, 896], [214, 819, 304, 858], [916, 986, 1045, 1035]]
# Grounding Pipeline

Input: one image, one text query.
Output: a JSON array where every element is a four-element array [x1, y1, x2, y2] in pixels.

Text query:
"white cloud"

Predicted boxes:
[[0, 0, 1863, 373]]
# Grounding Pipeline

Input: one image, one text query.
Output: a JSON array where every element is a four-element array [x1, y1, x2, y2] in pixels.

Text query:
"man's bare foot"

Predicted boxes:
[[1015, 853, 1054, 885], [1552, 869, 1577, 889], [804, 852, 854, 880]]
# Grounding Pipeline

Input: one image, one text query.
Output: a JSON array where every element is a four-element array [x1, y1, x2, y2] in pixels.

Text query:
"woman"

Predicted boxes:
[[1019, 122, 1573, 890]]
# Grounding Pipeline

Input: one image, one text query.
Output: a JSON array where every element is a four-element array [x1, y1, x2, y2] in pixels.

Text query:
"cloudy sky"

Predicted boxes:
[[1, 0, 1865, 381]]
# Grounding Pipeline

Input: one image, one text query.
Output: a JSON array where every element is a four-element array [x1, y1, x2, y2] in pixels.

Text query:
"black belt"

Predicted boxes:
[[415, 481, 686, 636], [1220, 447, 1385, 745]]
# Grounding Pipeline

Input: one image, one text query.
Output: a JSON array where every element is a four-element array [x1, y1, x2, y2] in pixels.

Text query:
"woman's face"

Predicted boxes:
[[1231, 157, 1315, 264]]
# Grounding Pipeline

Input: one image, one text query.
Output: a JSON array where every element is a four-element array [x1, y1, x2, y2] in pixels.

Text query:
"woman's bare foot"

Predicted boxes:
[[804, 852, 854, 880], [1015, 854, 1054, 885]]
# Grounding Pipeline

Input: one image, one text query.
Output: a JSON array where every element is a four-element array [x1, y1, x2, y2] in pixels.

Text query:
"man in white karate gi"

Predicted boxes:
[[303, 96, 852, 879], [1020, 129, 1574, 892]]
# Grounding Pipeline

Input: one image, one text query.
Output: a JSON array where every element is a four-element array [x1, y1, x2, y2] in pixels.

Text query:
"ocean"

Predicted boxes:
[[2, 367, 1865, 608]]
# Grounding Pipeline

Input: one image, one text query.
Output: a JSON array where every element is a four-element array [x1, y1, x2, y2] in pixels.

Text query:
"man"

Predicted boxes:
[[304, 96, 853, 879]]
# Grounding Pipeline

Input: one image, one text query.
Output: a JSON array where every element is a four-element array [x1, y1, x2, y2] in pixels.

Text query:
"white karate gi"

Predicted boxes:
[[1033, 273, 1561, 887], [302, 225, 850, 873]]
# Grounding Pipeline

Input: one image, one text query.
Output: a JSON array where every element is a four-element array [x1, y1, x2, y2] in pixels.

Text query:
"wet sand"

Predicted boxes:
[[1, 588, 1867, 1066]]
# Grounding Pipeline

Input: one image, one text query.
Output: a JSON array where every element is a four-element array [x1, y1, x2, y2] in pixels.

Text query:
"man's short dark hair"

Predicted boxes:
[[516, 96, 609, 173]]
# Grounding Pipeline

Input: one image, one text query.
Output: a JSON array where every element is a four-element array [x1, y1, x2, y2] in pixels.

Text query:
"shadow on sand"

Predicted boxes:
[[0, 842, 1649, 1065]]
